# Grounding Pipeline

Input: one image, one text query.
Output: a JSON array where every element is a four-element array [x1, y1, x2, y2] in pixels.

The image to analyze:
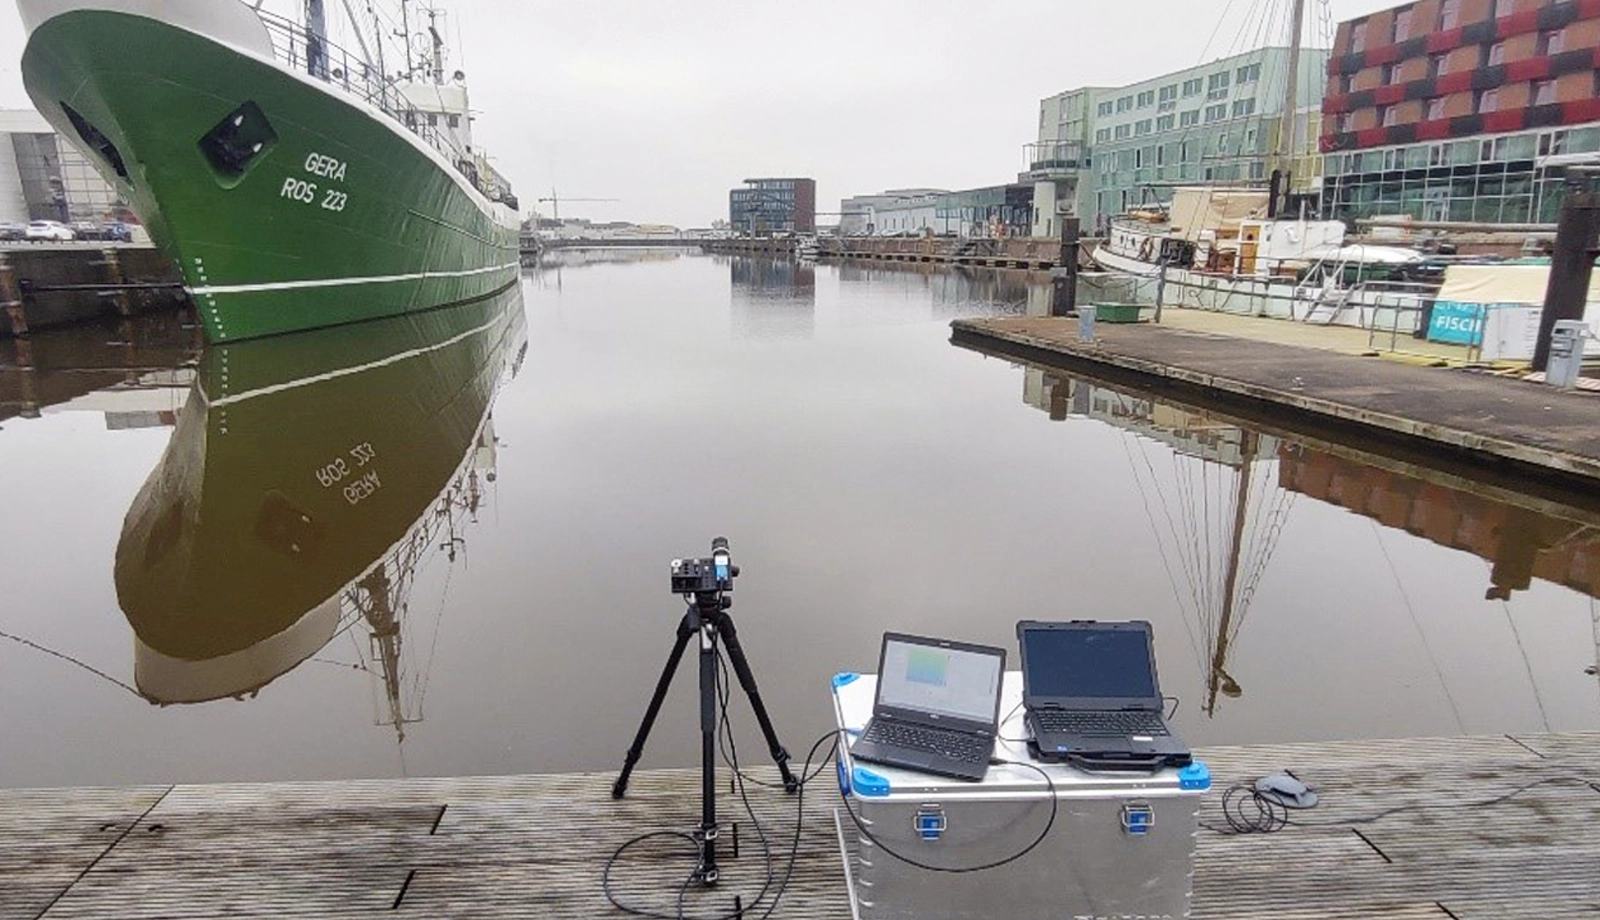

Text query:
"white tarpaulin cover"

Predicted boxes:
[[1435, 263, 1598, 360]]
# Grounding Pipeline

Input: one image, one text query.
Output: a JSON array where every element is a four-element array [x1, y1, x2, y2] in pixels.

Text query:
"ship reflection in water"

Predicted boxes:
[[114, 286, 527, 737], [1018, 363, 1600, 716]]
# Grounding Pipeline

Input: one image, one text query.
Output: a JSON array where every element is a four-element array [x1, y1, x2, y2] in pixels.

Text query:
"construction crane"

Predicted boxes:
[[536, 190, 619, 223]]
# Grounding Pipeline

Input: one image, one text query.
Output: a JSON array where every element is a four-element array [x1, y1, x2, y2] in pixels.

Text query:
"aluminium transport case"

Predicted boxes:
[[831, 671, 1209, 920]]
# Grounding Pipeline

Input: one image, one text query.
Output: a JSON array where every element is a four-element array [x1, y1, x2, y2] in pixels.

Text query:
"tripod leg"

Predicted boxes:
[[613, 610, 695, 799], [697, 617, 719, 884], [714, 612, 799, 793]]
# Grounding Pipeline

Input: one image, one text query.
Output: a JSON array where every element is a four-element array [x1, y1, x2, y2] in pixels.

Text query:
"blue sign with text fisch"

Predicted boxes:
[[1427, 301, 1487, 346]]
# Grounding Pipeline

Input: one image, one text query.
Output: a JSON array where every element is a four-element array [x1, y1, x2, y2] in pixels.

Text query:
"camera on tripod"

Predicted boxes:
[[670, 536, 738, 596]]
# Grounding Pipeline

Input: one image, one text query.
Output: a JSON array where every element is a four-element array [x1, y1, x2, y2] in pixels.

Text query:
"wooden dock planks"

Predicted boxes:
[[2, 732, 1597, 918]]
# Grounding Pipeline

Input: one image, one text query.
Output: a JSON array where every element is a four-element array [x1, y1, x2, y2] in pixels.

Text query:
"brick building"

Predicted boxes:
[[1320, 0, 1600, 224]]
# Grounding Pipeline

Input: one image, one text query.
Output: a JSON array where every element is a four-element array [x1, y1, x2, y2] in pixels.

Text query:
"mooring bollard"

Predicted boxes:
[[1077, 304, 1098, 343]]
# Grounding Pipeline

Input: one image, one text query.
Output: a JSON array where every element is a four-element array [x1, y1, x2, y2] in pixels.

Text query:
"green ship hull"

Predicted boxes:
[[116, 286, 527, 703], [20, 8, 520, 342]]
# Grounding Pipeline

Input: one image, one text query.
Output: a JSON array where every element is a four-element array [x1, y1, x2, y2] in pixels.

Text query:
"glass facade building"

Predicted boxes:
[[728, 177, 816, 235], [1033, 47, 1329, 233], [1319, 0, 1600, 223], [1, 110, 125, 223]]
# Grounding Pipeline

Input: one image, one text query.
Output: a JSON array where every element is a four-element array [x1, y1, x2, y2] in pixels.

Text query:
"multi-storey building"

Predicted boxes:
[[836, 185, 1034, 238], [1, 108, 124, 223], [729, 177, 816, 235], [1321, 0, 1600, 224], [1031, 46, 1329, 236]]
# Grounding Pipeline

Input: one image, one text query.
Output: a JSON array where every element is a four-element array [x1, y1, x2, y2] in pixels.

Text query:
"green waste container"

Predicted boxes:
[[1093, 302, 1144, 323]]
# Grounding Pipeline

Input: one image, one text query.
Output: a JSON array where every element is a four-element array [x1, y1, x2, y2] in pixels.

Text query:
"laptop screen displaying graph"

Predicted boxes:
[[877, 635, 1003, 723]]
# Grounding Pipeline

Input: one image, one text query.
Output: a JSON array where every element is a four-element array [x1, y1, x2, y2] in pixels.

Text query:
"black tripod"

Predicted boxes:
[[612, 554, 797, 886]]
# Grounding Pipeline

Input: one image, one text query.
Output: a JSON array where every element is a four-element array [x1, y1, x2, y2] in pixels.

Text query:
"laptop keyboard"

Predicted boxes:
[[1036, 709, 1170, 737], [863, 720, 992, 762]]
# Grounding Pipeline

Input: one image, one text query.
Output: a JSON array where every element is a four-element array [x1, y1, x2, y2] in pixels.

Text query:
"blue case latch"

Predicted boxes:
[[1121, 803, 1154, 836], [913, 805, 946, 841]]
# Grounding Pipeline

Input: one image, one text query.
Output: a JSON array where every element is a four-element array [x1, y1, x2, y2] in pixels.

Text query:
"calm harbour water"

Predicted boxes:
[[1, 249, 1597, 789]]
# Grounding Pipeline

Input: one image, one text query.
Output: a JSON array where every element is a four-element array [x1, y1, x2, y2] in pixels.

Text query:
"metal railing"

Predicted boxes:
[[1024, 141, 1088, 172], [249, 9, 496, 197]]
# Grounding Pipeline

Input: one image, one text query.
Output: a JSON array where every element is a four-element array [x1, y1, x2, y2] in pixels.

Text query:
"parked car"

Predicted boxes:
[[100, 221, 134, 243], [70, 221, 102, 240], [0, 221, 24, 242], [25, 220, 75, 242]]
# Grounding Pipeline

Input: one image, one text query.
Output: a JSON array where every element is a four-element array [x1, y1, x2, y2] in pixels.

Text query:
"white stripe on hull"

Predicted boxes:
[[188, 261, 519, 296]]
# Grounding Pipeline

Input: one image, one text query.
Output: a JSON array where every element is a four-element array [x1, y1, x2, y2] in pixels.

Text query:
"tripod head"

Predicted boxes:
[[670, 536, 738, 611]]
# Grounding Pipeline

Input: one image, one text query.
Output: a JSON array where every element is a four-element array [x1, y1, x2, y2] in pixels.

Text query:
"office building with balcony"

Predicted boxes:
[[1320, 0, 1600, 224], [1031, 47, 1329, 235], [729, 177, 816, 235]]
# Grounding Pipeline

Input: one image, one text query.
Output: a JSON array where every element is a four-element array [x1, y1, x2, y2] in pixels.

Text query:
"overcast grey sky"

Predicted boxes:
[[0, 0, 1401, 227]]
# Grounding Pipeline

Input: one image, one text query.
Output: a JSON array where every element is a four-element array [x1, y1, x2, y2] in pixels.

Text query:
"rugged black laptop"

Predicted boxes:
[[1017, 620, 1190, 768], [850, 632, 1006, 782]]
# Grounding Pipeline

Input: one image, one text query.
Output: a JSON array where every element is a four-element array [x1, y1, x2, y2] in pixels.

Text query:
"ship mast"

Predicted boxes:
[[1206, 431, 1257, 715], [1272, 0, 1307, 216]]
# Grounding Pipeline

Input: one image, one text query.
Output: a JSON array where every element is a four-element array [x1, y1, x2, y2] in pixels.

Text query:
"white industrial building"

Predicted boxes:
[[0, 108, 126, 225]]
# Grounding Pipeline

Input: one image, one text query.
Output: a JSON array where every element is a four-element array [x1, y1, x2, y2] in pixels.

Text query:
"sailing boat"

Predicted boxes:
[[114, 286, 527, 729], [1092, 0, 1433, 328]]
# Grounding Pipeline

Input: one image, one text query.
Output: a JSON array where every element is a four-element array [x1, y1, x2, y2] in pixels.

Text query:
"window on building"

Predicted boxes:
[[1116, 96, 1133, 112], [1182, 77, 1203, 96], [1236, 63, 1261, 83], [1134, 148, 1144, 168], [1440, 0, 1459, 29], [1428, 143, 1447, 166], [1478, 88, 1499, 113], [1232, 98, 1256, 118], [1216, 133, 1229, 152], [1539, 130, 1569, 156], [1351, 21, 1367, 52], [1158, 85, 1177, 103], [1427, 97, 1446, 120], [1337, 112, 1353, 132], [1115, 124, 1131, 139], [1380, 63, 1397, 85], [1537, 29, 1563, 56], [1207, 71, 1231, 92], [1534, 80, 1556, 105], [1179, 140, 1191, 162], [1136, 90, 1155, 107], [1097, 101, 1113, 117], [1135, 119, 1152, 136], [1493, 0, 1513, 17], [1156, 114, 1175, 131], [1096, 127, 1111, 143], [1180, 109, 1200, 127], [1205, 103, 1228, 122], [1488, 42, 1506, 66], [1393, 9, 1412, 42], [1156, 145, 1165, 166], [1380, 105, 1398, 127], [1429, 54, 1448, 78], [447, 114, 460, 128]]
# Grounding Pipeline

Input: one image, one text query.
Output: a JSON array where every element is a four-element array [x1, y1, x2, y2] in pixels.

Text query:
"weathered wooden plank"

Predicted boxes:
[[4, 734, 1599, 919]]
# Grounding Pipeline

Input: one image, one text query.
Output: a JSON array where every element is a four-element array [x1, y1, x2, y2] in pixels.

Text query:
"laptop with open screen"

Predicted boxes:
[[849, 632, 1006, 782], [1017, 620, 1190, 768]]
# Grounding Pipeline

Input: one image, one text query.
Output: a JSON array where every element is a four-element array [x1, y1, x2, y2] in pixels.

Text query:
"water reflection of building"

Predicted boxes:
[[0, 311, 201, 425], [837, 262, 1031, 321], [1279, 445, 1600, 601], [729, 256, 815, 340]]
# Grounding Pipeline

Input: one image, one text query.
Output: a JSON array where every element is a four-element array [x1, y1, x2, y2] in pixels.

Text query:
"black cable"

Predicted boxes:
[[837, 754, 1058, 874], [601, 644, 841, 920], [1200, 774, 1600, 836]]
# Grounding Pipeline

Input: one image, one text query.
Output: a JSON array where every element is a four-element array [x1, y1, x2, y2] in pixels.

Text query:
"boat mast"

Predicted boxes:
[[425, 7, 445, 84], [304, 0, 329, 79], [1271, 0, 1307, 216], [1206, 430, 1258, 716], [398, 0, 414, 79]]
